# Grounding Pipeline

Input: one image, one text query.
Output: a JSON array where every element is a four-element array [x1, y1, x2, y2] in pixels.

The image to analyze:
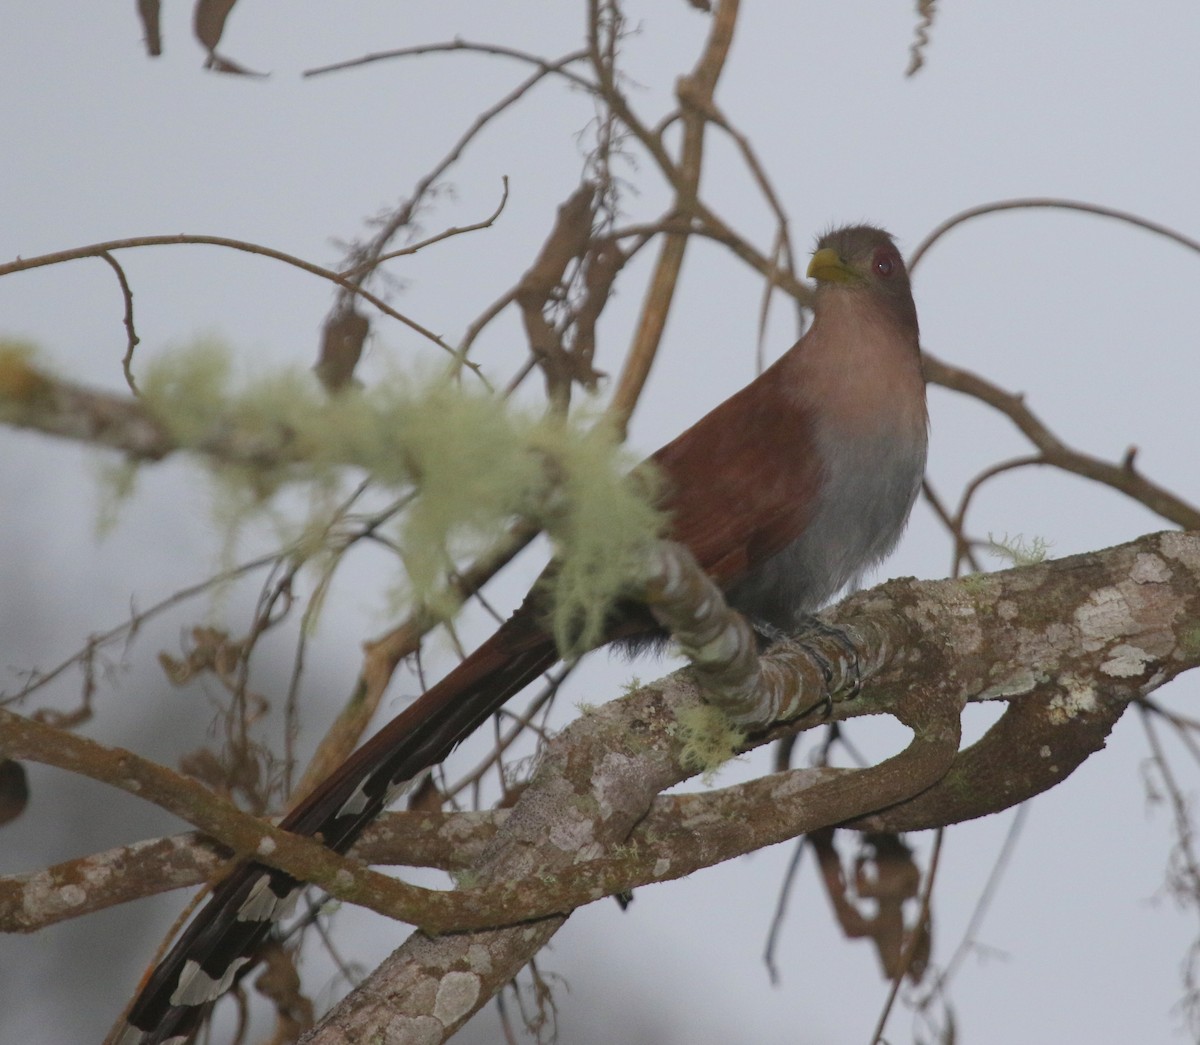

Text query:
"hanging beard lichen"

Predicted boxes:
[[133, 341, 665, 651]]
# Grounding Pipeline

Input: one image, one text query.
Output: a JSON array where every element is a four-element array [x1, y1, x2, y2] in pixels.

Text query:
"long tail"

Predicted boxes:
[[118, 606, 559, 1044]]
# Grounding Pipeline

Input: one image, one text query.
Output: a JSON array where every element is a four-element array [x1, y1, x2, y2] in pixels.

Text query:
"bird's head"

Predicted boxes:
[[806, 225, 917, 334]]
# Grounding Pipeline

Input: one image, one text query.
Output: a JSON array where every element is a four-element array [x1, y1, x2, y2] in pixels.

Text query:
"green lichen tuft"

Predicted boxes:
[[95, 460, 139, 537], [451, 868, 481, 890], [533, 415, 665, 656], [130, 341, 666, 647], [1178, 623, 1200, 657], [0, 339, 52, 405], [671, 704, 745, 783], [140, 339, 241, 446], [987, 532, 1052, 567], [959, 572, 989, 596]]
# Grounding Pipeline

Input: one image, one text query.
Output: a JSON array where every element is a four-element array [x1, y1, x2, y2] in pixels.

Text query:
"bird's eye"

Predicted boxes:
[[873, 249, 896, 278]]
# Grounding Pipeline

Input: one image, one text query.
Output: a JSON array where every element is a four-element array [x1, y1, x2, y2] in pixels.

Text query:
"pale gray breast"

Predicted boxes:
[[725, 420, 927, 631]]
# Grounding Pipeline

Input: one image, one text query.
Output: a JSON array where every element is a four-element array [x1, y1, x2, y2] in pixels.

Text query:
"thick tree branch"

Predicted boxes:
[[302, 529, 1198, 1043], [6, 532, 1194, 962], [0, 810, 503, 933]]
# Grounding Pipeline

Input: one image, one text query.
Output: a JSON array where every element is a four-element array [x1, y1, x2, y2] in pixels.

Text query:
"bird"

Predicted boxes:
[[115, 224, 928, 1044]]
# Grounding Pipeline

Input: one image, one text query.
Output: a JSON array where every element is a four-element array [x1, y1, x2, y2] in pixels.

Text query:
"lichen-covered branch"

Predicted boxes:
[[0, 810, 503, 933], [300, 529, 1198, 1043], [5, 532, 1195, 951]]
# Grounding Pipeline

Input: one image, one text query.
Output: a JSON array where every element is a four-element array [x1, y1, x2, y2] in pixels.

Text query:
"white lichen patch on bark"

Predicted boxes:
[[1140, 669, 1168, 694], [978, 667, 1040, 701], [81, 858, 116, 888], [57, 884, 86, 908], [592, 751, 645, 821], [1075, 586, 1138, 651], [1047, 676, 1098, 723], [1161, 531, 1200, 572], [574, 840, 605, 863], [383, 1014, 442, 1045], [1100, 644, 1152, 678], [1037, 745, 1060, 773], [432, 971, 481, 1027], [926, 591, 985, 652], [465, 944, 493, 975], [547, 813, 596, 857], [1130, 553, 1171, 584], [256, 836, 276, 856]]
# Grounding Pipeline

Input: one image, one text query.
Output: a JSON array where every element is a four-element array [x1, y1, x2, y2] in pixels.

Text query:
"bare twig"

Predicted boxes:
[[906, 0, 938, 77], [909, 197, 1200, 273], [304, 39, 594, 93], [603, 0, 741, 432], [97, 251, 141, 394], [0, 235, 480, 376], [335, 50, 592, 301], [924, 351, 1200, 530], [920, 477, 985, 578], [337, 178, 511, 280], [1, 549, 284, 707]]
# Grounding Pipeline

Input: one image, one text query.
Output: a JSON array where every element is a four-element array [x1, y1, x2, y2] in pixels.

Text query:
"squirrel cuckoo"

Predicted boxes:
[[116, 224, 927, 1044]]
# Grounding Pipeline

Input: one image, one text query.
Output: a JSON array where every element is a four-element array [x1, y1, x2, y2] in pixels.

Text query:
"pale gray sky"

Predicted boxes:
[[3, 4, 1199, 1043]]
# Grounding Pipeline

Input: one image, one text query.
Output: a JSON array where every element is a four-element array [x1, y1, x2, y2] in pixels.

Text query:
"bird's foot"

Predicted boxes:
[[794, 616, 862, 717]]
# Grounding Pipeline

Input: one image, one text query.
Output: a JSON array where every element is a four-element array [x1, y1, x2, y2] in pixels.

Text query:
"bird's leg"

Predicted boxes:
[[750, 619, 842, 719], [802, 615, 863, 697], [791, 616, 863, 717]]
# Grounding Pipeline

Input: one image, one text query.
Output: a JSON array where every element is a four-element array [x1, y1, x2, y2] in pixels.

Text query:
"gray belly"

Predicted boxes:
[[725, 426, 927, 631]]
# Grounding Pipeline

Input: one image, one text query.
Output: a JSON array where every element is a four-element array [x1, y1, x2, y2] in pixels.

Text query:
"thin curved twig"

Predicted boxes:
[[909, 197, 1200, 273], [337, 177, 511, 280], [934, 804, 1029, 992], [672, 87, 803, 357], [304, 39, 595, 93], [0, 235, 482, 378], [924, 352, 1200, 530], [0, 548, 287, 708], [336, 48, 593, 301], [441, 665, 574, 799], [603, 0, 742, 432], [947, 452, 1044, 572], [97, 251, 140, 394], [920, 478, 984, 578]]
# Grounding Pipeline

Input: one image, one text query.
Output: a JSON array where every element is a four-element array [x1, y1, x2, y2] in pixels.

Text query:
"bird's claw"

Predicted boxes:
[[795, 616, 863, 715]]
